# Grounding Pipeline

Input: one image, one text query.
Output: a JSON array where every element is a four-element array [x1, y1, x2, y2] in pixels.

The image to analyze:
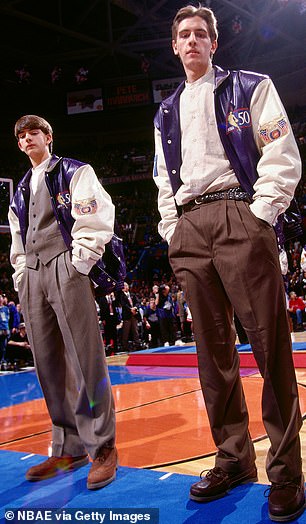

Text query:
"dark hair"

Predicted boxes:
[[171, 4, 218, 42], [14, 115, 53, 139]]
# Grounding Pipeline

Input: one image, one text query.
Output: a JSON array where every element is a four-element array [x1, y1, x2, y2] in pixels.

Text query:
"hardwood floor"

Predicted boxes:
[[155, 330, 306, 483], [1, 331, 305, 485]]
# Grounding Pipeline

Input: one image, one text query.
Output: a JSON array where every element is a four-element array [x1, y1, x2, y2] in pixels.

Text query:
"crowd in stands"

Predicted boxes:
[[96, 280, 193, 356], [0, 292, 33, 371], [2, 233, 306, 365]]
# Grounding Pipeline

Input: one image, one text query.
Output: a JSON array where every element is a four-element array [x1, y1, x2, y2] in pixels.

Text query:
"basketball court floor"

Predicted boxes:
[[1, 331, 306, 523]]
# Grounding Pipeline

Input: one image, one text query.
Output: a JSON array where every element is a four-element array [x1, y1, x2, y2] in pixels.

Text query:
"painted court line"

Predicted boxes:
[[159, 472, 174, 480], [21, 453, 35, 460]]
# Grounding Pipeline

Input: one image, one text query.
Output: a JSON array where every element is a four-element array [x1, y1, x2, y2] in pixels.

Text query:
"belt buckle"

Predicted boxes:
[[194, 196, 204, 205]]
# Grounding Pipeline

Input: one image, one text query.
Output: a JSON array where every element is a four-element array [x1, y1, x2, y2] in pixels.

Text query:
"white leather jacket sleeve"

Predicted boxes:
[[249, 78, 301, 225], [70, 164, 115, 275], [8, 206, 26, 292]]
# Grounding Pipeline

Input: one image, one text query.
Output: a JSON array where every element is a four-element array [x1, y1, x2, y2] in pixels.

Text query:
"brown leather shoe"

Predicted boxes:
[[190, 465, 258, 502], [26, 455, 89, 481], [87, 447, 118, 490], [268, 474, 305, 522]]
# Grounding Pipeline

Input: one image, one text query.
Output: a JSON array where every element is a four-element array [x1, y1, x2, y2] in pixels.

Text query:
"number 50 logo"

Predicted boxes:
[[226, 108, 252, 134]]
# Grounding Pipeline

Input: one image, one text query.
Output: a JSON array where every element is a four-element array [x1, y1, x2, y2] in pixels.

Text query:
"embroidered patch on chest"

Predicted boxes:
[[74, 198, 97, 215], [259, 115, 289, 144], [56, 191, 71, 208], [226, 108, 252, 134]]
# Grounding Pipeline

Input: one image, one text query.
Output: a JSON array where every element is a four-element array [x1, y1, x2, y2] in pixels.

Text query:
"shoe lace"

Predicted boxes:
[[264, 480, 300, 498], [199, 467, 227, 481], [96, 447, 113, 463], [47, 457, 61, 463]]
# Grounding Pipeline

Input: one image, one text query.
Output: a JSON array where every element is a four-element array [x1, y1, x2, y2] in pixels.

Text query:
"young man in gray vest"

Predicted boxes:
[[153, 5, 304, 522], [9, 115, 117, 490]]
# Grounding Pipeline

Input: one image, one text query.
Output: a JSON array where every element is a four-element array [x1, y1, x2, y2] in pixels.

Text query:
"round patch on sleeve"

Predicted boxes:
[[74, 198, 97, 215], [259, 116, 289, 144]]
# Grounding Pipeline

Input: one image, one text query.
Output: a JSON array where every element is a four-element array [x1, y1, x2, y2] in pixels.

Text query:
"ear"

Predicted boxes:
[[45, 133, 53, 145], [172, 39, 179, 56], [211, 40, 218, 56]]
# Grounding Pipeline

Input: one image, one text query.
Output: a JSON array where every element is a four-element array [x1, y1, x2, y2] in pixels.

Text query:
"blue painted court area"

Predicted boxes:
[[1, 450, 302, 524], [108, 365, 195, 384], [0, 365, 198, 409], [0, 370, 42, 408], [237, 341, 306, 353], [136, 344, 196, 354]]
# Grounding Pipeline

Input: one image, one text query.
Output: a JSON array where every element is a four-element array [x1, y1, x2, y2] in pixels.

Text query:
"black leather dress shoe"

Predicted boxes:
[[268, 474, 305, 522], [189, 465, 258, 502]]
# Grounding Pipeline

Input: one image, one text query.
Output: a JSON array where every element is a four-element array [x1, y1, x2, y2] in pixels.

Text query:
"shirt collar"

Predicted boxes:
[[184, 64, 214, 90]]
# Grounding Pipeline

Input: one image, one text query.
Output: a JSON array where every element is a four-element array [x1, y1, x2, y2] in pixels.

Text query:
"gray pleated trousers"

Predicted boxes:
[[18, 251, 116, 459]]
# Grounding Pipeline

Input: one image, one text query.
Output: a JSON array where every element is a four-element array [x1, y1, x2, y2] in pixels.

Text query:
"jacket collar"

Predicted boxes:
[[213, 64, 230, 89], [46, 154, 62, 173]]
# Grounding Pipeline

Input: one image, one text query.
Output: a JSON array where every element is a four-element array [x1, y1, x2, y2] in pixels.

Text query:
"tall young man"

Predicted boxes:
[[153, 5, 304, 521]]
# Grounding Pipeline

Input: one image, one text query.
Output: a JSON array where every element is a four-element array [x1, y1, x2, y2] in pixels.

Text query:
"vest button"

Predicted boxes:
[[167, 139, 172, 144], [171, 170, 176, 174]]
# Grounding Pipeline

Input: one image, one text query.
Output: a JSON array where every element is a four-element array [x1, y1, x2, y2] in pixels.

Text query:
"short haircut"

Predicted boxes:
[[14, 115, 53, 139], [171, 4, 218, 42]]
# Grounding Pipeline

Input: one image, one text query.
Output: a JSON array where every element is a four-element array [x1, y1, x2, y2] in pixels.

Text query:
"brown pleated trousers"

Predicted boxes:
[[169, 199, 302, 483]]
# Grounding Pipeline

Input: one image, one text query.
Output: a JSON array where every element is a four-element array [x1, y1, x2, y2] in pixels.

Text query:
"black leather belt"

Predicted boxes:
[[182, 187, 252, 213]]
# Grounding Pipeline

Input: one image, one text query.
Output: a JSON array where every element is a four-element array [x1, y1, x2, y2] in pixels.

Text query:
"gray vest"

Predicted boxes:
[[26, 175, 68, 269]]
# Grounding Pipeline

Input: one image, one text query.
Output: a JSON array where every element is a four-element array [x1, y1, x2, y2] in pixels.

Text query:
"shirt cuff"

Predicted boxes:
[[72, 255, 96, 275], [165, 223, 178, 245], [13, 271, 24, 292], [249, 199, 279, 226]]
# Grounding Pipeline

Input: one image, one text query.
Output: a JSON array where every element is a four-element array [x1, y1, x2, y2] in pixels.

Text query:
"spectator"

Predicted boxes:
[[300, 270, 306, 299], [6, 322, 33, 368], [143, 296, 161, 348], [118, 282, 141, 352], [7, 300, 21, 333], [156, 284, 176, 346], [98, 293, 119, 355], [0, 294, 10, 365], [288, 291, 305, 331]]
